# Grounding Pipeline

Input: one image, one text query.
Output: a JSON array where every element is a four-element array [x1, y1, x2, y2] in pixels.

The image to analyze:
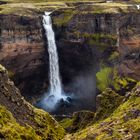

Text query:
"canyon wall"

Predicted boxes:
[[53, 10, 140, 82], [0, 14, 49, 102], [52, 8, 140, 111], [0, 5, 140, 112]]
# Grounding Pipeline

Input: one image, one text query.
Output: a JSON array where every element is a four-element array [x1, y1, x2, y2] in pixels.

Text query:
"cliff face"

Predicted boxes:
[[51, 7, 140, 112], [119, 13, 140, 80], [0, 14, 49, 101], [53, 9, 140, 82]]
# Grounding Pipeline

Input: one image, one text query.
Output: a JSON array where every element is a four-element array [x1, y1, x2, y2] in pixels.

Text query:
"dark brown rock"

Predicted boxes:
[[0, 14, 49, 102]]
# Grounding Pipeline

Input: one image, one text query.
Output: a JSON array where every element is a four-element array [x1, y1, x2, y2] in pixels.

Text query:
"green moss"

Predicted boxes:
[[96, 67, 113, 91], [73, 33, 117, 52], [95, 88, 124, 121], [0, 105, 40, 140], [53, 8, 75, 27], [78, 33, 117, 44], [60, 111, 95, 133], [0, 64, 6, 72], [71, 111, 95, 132], [33, 108, 65, 140], [108, 51, 119, 61], [0, 105, 65, 140], [96, 66, 137, 93], [60, 118, 73, 130], [112, 69, 137, 92]]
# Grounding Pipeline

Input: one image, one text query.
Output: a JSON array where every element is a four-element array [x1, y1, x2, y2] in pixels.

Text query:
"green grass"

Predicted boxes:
[[0, 0, 103, 3], [0, 0, 139, 15]]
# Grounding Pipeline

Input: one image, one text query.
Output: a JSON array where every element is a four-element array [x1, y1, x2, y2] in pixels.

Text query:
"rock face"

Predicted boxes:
[[52, 8, 140, 112], [0, 14, 49, 101], [119, 13, 140, 80], [0, 64, 65, 139], [53, 10, 140, 82]]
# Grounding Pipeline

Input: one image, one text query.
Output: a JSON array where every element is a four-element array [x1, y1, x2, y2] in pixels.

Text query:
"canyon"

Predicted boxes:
[[0, 3, 140, 108], [0, 0, 140, 139]]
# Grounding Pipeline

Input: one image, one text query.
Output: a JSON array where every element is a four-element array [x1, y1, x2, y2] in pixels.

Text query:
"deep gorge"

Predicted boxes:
[[0, 6, 140, 115], [0, 1, 140, 139]]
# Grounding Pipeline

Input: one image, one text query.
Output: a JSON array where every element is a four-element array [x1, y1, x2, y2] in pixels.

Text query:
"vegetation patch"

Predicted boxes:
[[96, 67, 113, 91], [33, 108, 65, 140], [53, 8, 76, 27], [95, 88, 124, 121], [0, 64, 6, 72], [0, 105, 65, 140], [96, 66, 137, 94], [0, 105, 40, 140]]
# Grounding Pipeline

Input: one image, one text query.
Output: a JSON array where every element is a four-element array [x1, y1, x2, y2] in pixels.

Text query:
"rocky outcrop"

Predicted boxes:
[[119, 13, 140, 80], [0, 64, 65, 139]]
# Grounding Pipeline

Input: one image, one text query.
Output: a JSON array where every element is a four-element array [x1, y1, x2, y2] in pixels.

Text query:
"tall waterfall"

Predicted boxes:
[[40, 12, 68, 112], [43, 12, 62, 98]]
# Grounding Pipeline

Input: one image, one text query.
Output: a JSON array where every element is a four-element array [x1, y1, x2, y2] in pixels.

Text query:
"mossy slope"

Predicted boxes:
[[0, 65, 65, 140], [0, 105, 40, 140], [64, 84, 140, 140], [60, 111, 95, 133]]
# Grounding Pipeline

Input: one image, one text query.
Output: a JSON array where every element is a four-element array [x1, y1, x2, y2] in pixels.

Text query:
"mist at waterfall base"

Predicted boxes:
[[36, 72, 96, 114], [36, 89, 75, 113]]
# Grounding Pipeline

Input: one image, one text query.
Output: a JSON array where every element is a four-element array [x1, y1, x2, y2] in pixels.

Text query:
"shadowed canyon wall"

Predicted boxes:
[[52, 10, 140, 109]]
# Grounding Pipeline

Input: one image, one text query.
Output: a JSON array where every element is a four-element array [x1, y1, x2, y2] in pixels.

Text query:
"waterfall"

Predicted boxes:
[[116, 18, 119, 48], [43, 12, 62, 98], [136, 5, 140, 10], [39, 12, 69, 112]]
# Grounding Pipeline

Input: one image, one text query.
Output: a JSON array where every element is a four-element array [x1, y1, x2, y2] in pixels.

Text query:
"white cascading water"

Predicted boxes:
[[43, 12, 62, 98], [41, 12, 67, 112]]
